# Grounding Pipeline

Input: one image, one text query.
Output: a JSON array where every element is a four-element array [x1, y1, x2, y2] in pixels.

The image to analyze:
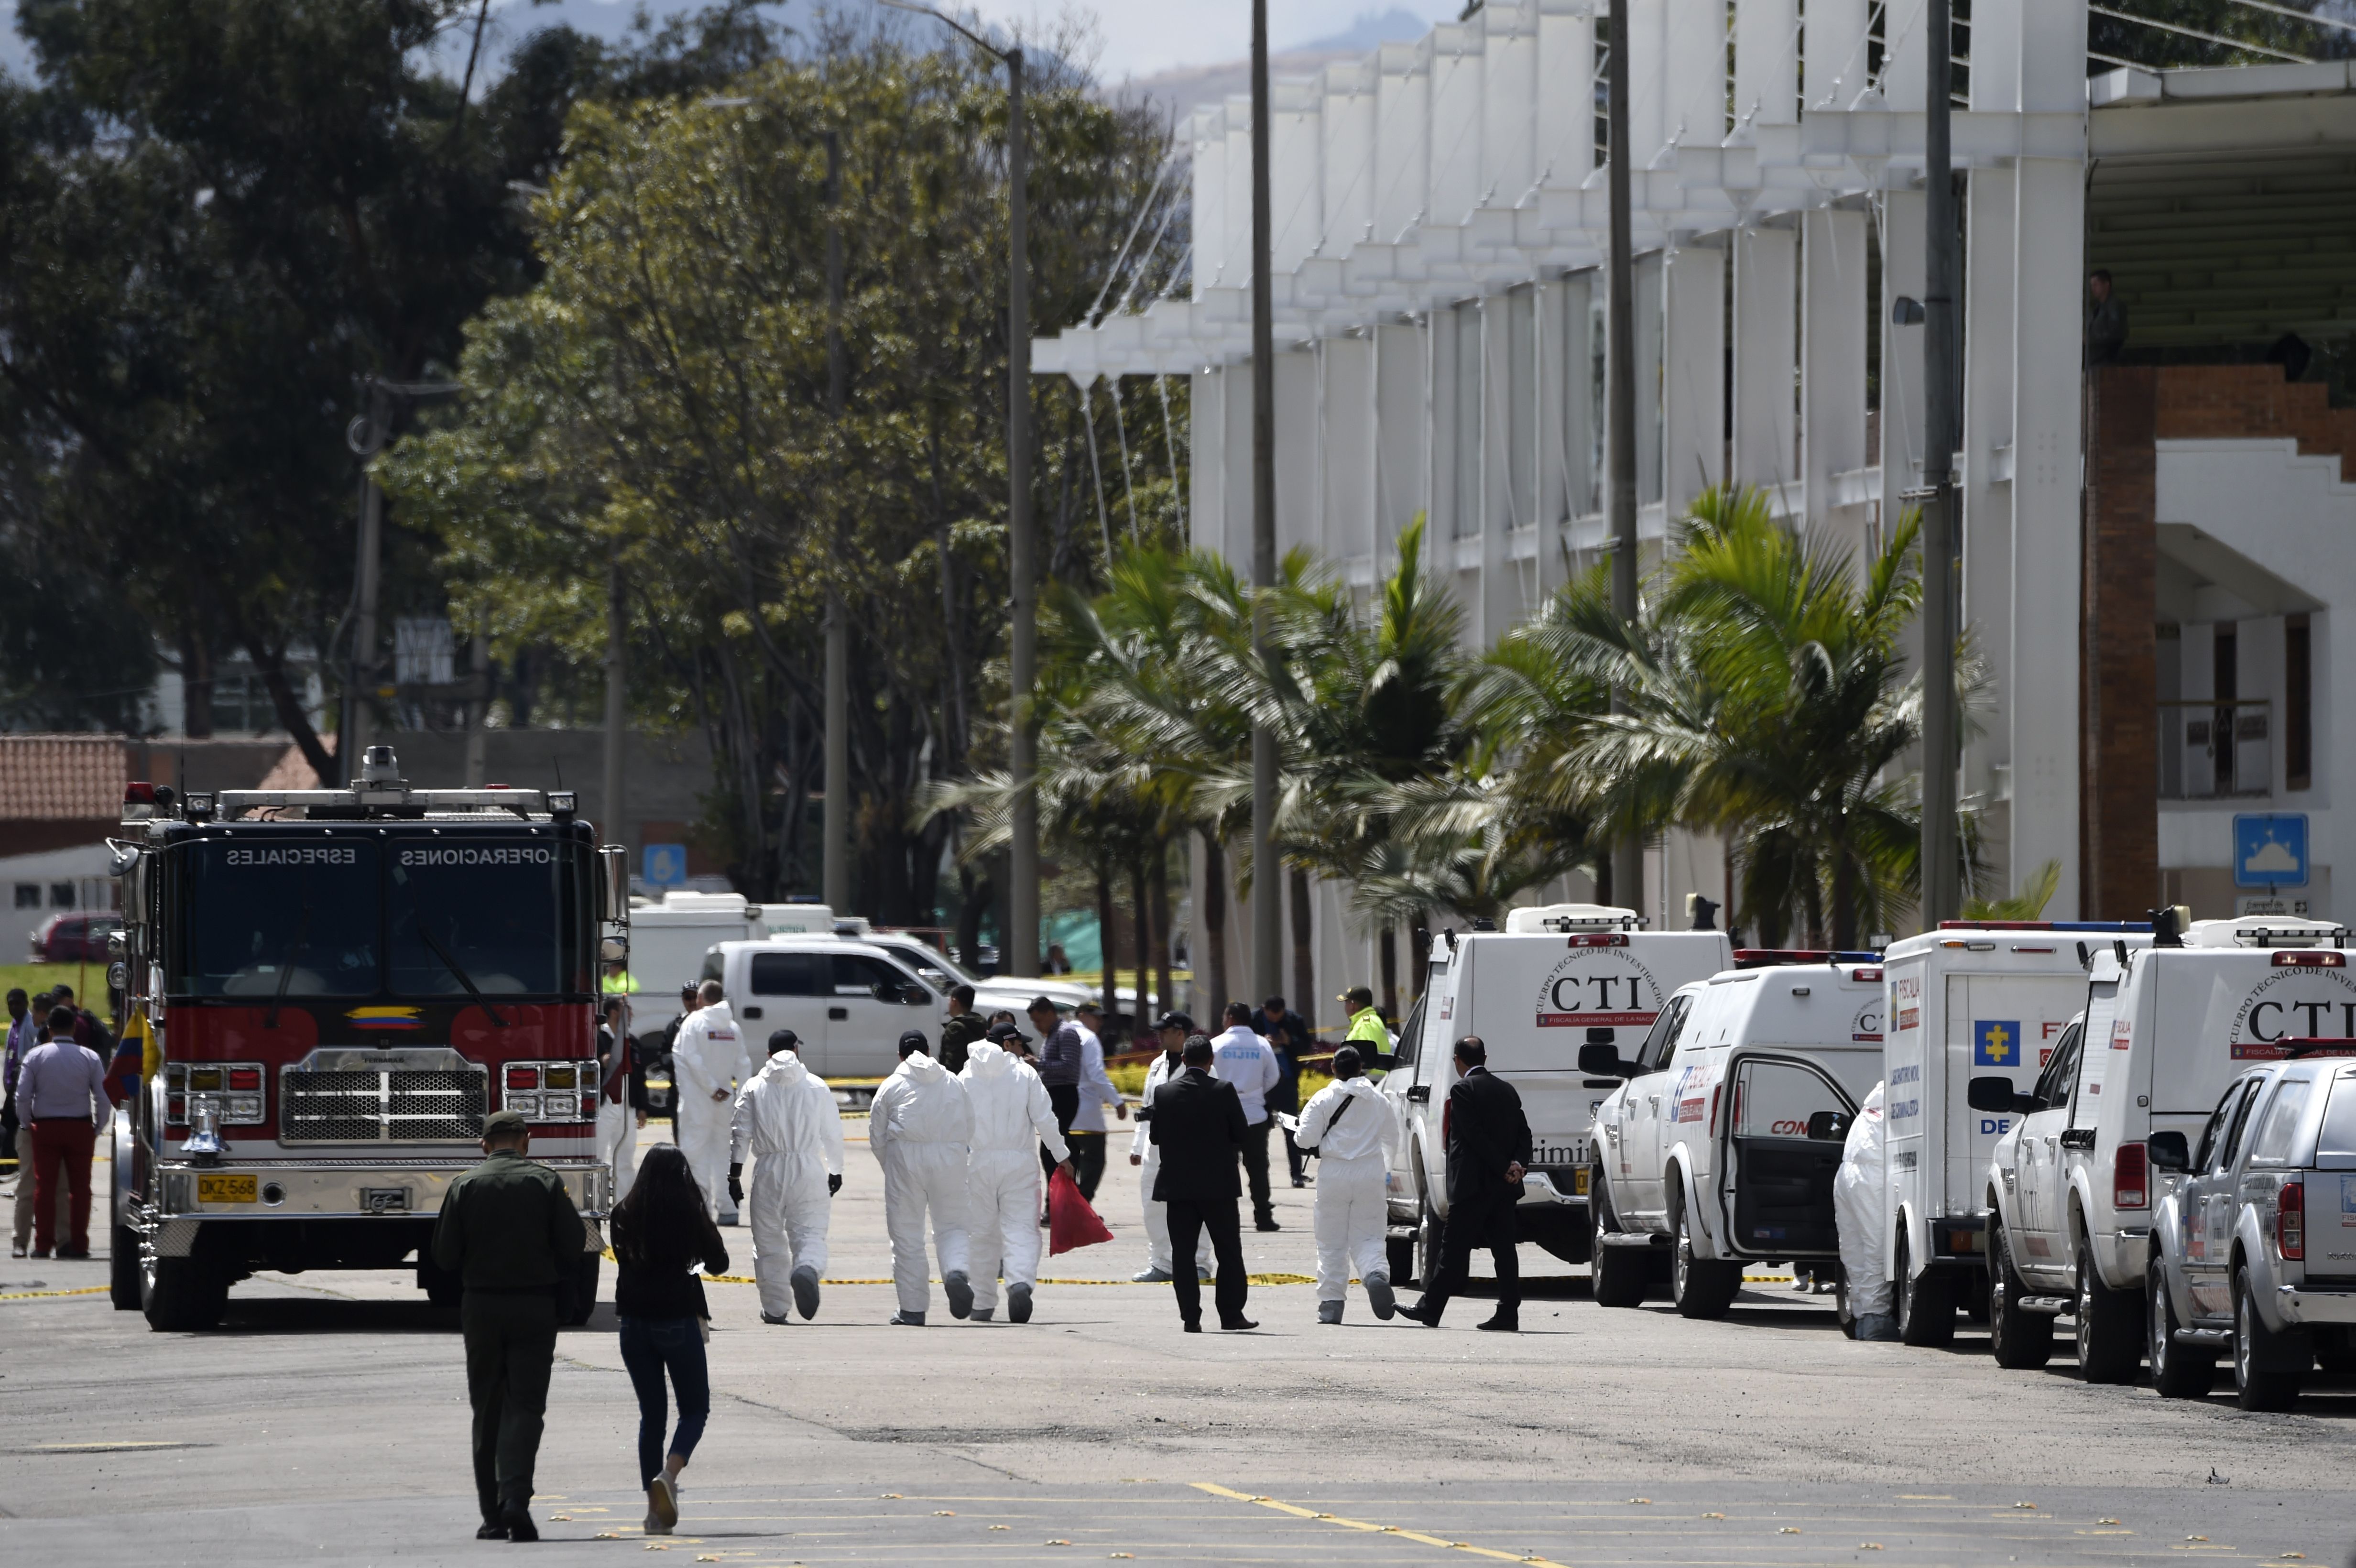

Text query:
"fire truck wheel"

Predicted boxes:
[[110, 1226, 142, 1310], [142, 1254, 226, 1332], [565, 1252, 601, 1327]]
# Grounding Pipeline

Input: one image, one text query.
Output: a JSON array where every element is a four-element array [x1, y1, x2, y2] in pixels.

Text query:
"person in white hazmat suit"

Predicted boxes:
[[1127, 1013, 1214, 1284], [1294, 1044, 1401, 1323], [725, 1029, 844, 1324], [959, 1039, 1077, 1324], [867, 1030, 974, 1326], [1833, 1079, 1896, 1340], [668, 980, 744, 1223]]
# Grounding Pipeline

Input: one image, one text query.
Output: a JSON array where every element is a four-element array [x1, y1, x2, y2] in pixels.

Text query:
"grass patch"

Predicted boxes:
[[0, 962, 112, 1011]]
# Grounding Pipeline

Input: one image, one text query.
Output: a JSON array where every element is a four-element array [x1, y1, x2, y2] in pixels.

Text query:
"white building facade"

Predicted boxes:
[[1036, 1, 2356, 1021]]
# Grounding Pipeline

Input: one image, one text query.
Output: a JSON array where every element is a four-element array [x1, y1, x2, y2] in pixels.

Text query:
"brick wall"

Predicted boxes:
[[2154, 364, 2356, 476], [2082, 368, 2162, 921]]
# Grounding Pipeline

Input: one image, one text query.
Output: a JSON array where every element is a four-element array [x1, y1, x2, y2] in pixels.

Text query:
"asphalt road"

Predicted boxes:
[[3, 1122, 2352, 1568]]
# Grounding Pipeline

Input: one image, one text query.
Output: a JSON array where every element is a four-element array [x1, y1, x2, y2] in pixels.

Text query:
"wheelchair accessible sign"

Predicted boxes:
[[2234, 814, 2308, 890]]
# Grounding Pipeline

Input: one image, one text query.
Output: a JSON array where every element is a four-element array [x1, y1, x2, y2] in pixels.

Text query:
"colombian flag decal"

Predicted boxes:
[[347, 1006, 424, 1031]]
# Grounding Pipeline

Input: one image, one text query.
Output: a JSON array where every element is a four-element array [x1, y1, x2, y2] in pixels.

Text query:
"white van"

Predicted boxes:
[[1977, 915, 2355, 1380], [1585, 956, 1884, 1317], [699, 936, 948, 1082], [626, 893, 839, 1002], [856, 931, 1096, 1019], [1377, 905, 1732, 1284], [1876, 921, 2152, 1344]]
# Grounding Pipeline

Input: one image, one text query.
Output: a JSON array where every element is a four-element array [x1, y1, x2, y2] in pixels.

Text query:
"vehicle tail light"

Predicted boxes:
[[167, 1095, 186, 1124], [228, 1068, 261, 1091], [2279, 1180, 2305, 1262], [187, 1066, 224, 1091], [580, 1093, 598, 1119], [1709, 1083, 1723, 1137], [2113, 1141, 2149, 1210], [506, 1067, 538, 1090]]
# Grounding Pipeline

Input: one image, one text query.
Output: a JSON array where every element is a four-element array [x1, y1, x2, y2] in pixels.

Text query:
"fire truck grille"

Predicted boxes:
[[281, 1068, 486, 1143]]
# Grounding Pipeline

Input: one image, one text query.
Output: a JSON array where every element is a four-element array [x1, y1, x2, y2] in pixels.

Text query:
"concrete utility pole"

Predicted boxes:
[[1605, 0, 1643, 912], [1918, 0, 1962, 928], [822, 128, 851, 916], [602, 552, 627, 858], [880, 0, 1036, 975], [342, 377, 458, 784], [1248, 0, 1282, 1004]]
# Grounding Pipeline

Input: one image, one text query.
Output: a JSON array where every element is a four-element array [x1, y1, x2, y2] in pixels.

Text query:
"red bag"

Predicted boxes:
[[1046, 1168, 1114, 1255]]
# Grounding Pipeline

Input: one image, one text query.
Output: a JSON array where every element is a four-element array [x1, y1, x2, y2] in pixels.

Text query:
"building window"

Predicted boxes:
[[1453, 298, 1482, 538], [49, 882, 75, 909], [2286, 613, 2312, 791], [13, 883, 39, 909]]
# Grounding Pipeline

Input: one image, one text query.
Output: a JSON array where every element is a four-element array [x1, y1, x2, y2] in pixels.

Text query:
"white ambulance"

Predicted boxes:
[[1977, 914, 2355, 1381], [1876, 921, 2152, 1346], [1584, 955, 1886, 1318], [1376, 905, 1732, 1285]]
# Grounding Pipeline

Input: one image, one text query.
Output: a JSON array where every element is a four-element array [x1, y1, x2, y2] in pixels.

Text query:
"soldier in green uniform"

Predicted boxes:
[[432, 1108, 588, 1543]]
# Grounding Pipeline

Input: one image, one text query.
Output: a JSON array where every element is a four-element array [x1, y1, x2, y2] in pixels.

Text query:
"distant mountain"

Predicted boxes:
[[1109, 7, 1436, 118]]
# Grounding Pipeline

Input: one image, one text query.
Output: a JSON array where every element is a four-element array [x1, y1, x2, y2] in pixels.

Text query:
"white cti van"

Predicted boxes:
[[1876, 921, 2152, 1345], [1584, 955, 1885, 1317], [1975, 913, 2355, 1381], [1376, 905, 1732, 1285], [698, 936, 949, 1083]]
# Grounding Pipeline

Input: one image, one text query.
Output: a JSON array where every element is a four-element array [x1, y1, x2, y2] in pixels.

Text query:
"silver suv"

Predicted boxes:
[[2146, 1045, 2356, 1410]]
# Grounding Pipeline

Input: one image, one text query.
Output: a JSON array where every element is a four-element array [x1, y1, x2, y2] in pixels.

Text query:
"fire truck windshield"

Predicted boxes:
[[172, 834, 589, 1001]]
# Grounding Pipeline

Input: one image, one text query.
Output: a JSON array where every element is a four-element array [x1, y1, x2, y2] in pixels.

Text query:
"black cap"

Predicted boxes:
[[1154, 1011, 1195, 1033], [897, 1030, 930, 1057], [985, 1019, 1023, 1042], [767, 1029, 800, 1054]]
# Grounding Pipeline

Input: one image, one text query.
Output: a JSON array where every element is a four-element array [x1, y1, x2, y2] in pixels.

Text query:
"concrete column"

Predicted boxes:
[[1275, 348, 1318, 555], [1636, 252, 1665, 512], [1962, 167, 2018, 875], [1663, 240, 1726, 523], [1190, 366, 1226, 549], [1374, 320, 1428, 562], [1804, 0, 1872, 109], [1878, 189, 1926, 533], [1802, 207, 1867, 552], [1733, 0, 1798, 132], [1321, 334, 1376, 569], [1733, 225, 1798, 492]]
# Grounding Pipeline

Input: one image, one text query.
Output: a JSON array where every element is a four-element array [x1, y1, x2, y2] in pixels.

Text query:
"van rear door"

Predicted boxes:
[[1718, 1051, 1855, 1258], [1948, 974, 2088, 1211]]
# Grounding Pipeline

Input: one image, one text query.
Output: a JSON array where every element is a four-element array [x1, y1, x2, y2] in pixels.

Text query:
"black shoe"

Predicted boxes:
[[1182, 1319, 1202, 1333], [1220, 1316, 1259, 1331], [1254, 1219, 1281, 1233], [476, 1523, 509, 1541], [1399, 1302, 1441, 1328], [1475, 1314, 1519, 1332], [1007, 1282, 1034, 1324], [501, 1502, 538, 1543], [1290, 1176, 1309, 1188]]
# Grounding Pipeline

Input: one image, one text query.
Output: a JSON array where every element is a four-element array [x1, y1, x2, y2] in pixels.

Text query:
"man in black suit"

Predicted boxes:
[[1403, 1035, 1532, 1331], [1146, 1034, 1258, 1332]]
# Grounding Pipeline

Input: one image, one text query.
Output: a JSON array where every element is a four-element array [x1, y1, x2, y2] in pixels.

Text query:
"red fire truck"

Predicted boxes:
[[106, 746, 626, 1331]]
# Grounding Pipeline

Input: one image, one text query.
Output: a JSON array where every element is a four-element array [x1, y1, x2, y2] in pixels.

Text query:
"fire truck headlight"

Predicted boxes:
[[506, 1093, 540, 1119], [225, 1094, 263, 1123]]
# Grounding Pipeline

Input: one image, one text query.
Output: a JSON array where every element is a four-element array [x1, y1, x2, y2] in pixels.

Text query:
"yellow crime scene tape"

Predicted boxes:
[[0, 1285, 111, 1301]]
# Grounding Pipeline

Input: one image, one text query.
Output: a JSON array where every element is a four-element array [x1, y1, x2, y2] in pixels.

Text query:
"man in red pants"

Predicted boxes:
[[17, 1005, 111, 1258]]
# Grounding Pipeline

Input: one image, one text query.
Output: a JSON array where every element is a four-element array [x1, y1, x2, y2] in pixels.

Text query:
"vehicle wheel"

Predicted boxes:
[[1987, 1216, 2054, 1370], [1386, 1233, 1416, 1287], [565, 1252, 601, 1327], [2075, 1234, 2143, 1384], [1670, 1202, 1738, 1320], [2148, 1260, 2216, 1400], [418, 1254, 463, 1309], [1414, 1199, 1444, 1296], [109, 1225, 142, 1310], [1589, 1175, 1647, 1309], [141, 1252, 226, 1332], [2232, 1266, 2305, 1412], [1898, 1235, 1957, 1348]]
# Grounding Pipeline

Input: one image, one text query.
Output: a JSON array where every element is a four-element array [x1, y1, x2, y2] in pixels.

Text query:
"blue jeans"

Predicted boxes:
[[618, 1316, 710, 1490]]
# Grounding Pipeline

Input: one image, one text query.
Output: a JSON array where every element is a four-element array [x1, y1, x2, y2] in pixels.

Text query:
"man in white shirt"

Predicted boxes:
[[1064, 1002, 1126, 1201], [1295, 1044, 1402, 1322], [668, 980, 743, 1223], [1128, 1013, 1213, 1283], [1211, 1001, 1283, 1232], [17, 1004, 112, 1258]]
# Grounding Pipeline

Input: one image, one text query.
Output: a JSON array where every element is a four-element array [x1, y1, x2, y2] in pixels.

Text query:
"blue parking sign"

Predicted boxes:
[[2233, 814, 2308, 889], [643, 843, 687, 889], [1974, 1020, 2023, 1069]]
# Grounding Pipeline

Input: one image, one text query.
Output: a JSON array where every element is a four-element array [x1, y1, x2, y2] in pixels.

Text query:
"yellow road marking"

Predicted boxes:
[[1194, 1483, 1567, 1565], [0, 1285, 109, 1301]]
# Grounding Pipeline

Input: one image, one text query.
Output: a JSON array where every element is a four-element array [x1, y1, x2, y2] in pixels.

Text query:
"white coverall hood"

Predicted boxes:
[[1834, 1079, 1892, 1319]]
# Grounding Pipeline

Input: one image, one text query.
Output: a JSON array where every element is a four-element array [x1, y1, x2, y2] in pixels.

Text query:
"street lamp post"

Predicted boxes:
[[1605, 0, 1642, 911], [881, 0, 1037, 978], [1249, 0, 1282, 1003], [1919, 0, 1961, 928]]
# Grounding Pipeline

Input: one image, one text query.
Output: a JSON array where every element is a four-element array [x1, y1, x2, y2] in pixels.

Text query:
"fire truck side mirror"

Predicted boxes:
[[598, 845, 629, 924]]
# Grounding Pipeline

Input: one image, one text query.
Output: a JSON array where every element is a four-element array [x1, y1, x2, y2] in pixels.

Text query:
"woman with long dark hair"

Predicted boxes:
[[609, 1143, 728, 1535]]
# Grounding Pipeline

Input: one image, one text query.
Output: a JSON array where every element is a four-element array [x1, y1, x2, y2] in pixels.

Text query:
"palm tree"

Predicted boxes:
[[1534, 486, 1932, 947]]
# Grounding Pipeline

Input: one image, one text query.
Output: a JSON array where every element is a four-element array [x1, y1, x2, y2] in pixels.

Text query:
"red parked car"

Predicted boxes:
[[28, 912, 123, 963]]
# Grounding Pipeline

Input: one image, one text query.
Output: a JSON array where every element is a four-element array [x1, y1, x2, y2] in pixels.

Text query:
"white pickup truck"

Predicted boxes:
[[1584, 954, 1885, 1317], [1377, 905, 1731, 1286]]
